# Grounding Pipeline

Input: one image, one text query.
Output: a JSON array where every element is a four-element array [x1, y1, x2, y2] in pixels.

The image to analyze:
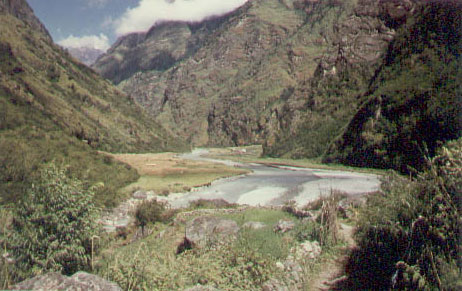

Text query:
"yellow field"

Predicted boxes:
[[105, 152, 249, 195]]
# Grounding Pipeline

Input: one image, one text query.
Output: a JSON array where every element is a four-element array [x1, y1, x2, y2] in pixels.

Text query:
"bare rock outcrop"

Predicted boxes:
[[185, 216, 240, 248], [12, 272, 122, 291]]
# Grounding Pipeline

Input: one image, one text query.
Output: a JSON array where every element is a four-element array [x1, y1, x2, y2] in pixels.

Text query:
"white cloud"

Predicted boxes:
[[57, 33, 111, 51], [114, 0, 248, 36]]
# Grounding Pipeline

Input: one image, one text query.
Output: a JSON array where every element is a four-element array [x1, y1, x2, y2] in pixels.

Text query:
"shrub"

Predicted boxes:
[[189, 199, 237, 209], [134, 199, 169, 234], [8, 163, 100, 279], [346, 138, 462, 289]]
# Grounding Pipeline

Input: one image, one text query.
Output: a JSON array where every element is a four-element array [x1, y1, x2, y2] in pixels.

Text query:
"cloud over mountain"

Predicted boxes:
[[58, 33, 110, 51], [114, 0, 248, 36]]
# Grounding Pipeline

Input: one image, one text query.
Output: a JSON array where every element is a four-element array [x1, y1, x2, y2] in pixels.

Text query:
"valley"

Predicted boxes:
[[99, 146, 380, 232], [0, 0, 460, 290]]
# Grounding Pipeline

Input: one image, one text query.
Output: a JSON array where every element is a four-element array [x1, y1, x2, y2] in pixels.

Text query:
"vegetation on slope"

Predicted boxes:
[[0, 9, 186, 206], [346, 138, 461, 290], [324, 0, 462, 172]]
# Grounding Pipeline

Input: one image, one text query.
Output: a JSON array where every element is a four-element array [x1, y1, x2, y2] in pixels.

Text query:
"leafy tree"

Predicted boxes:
[[8, 163, 100, 278], [134, 199, 166, 234]]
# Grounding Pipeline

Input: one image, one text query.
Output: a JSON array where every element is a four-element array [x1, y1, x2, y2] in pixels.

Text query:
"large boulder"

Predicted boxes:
[[12, 272, 122, 290], [185, 216, 239, 248]]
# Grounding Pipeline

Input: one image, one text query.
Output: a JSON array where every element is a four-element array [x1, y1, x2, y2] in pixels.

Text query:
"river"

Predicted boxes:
[[158, 149, 380, 208]]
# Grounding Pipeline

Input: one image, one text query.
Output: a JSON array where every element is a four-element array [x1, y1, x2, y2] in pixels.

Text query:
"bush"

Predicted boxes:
[[8, 163, 100, 280], [346, 138, 462, 289], [189, 199, 237, 209], [134, 199, 170, 233]]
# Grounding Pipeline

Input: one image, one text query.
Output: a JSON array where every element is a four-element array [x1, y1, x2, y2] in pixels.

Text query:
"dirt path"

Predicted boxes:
[[309, 223, 355, 291]]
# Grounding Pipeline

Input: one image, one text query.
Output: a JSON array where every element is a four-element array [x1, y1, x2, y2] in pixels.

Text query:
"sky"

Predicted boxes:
[[27, 0, 247, 51]]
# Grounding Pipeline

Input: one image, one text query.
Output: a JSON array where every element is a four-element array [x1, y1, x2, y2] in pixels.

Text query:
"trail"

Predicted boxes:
[[309, 223, 356, 291]]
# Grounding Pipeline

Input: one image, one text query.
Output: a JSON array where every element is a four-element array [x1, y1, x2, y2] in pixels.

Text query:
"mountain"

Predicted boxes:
[[93, 0, 413, 148], [66, 47, 104, 66], [324, 0, 462, 173], [0, 0, 186, 206], [92, 13, 237, 85], [94, 0, 460, 172], [0, 0, 50, 40]]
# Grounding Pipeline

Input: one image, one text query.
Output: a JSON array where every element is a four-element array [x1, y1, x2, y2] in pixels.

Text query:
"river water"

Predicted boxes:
[[159, 149, 380, 208]]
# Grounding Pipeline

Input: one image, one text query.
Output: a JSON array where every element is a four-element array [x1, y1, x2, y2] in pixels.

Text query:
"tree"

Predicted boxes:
[[8, 163, 100, 278], [134, 199, 166, 235]]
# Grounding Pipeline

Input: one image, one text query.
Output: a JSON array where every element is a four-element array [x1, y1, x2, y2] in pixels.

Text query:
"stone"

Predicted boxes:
[[273, 219, 295, 233], [292, 240, 322, 260], [12, 272, 122, 291], [185, 216, 239, 248], [133, 190, 147, 200], [262, 278, 289, 291], [242, 221, 266, 230], [184, 285, 220, 291]]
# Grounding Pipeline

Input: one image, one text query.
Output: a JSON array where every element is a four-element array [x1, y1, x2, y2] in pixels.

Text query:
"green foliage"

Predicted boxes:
[[0, 12, 186, 207], [134, 200, 168, 232], [8, 163, 100, 279], [99, 230, 282, 291], [188, 199, 238, 210], [325, 1, 462, 173], [346, 138, 462, 289]]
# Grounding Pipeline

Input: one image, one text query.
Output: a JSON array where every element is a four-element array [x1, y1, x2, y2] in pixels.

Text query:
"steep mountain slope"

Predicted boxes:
[[94, 0, 412, 150], [0, 0, 186, 206], [324, 0, 462, 172], [92, 12, 239, 84]]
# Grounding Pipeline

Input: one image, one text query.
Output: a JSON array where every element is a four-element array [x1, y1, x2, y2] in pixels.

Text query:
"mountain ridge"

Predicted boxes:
[[94, 0, 404, 147], [0, 0, 186, 206]]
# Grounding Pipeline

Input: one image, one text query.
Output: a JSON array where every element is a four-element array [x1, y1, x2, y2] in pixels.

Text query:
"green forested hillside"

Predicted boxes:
[[324, 0, 462, 173], [0, 7, 186, 206]]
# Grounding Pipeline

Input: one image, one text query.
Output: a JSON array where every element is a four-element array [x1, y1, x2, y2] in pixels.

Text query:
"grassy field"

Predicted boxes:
[[104, 152, 250, 195], [206, 145, 388, 175]]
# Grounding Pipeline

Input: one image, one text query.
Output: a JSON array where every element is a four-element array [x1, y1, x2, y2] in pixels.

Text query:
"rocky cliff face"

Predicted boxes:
[[92, 11, 239, 84], [324, 0, 462, 173], [94, 0, 456, 166], [94, 0, 413, 148]]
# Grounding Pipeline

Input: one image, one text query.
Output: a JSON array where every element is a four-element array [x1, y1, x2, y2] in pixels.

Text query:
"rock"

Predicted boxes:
[[12, 272, 122, 290], [262, 278, 289, 291], [291, 240, 322, 260], [242, 221, 266, 230], [275, 261, 285, 270], [133, 190, 147, 200], [184, 285, 220, 291], [283, 204, 314, 219], [282, 258, 303, 283], [185, 216, 239, 248], [273, 219, 295, 233]]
